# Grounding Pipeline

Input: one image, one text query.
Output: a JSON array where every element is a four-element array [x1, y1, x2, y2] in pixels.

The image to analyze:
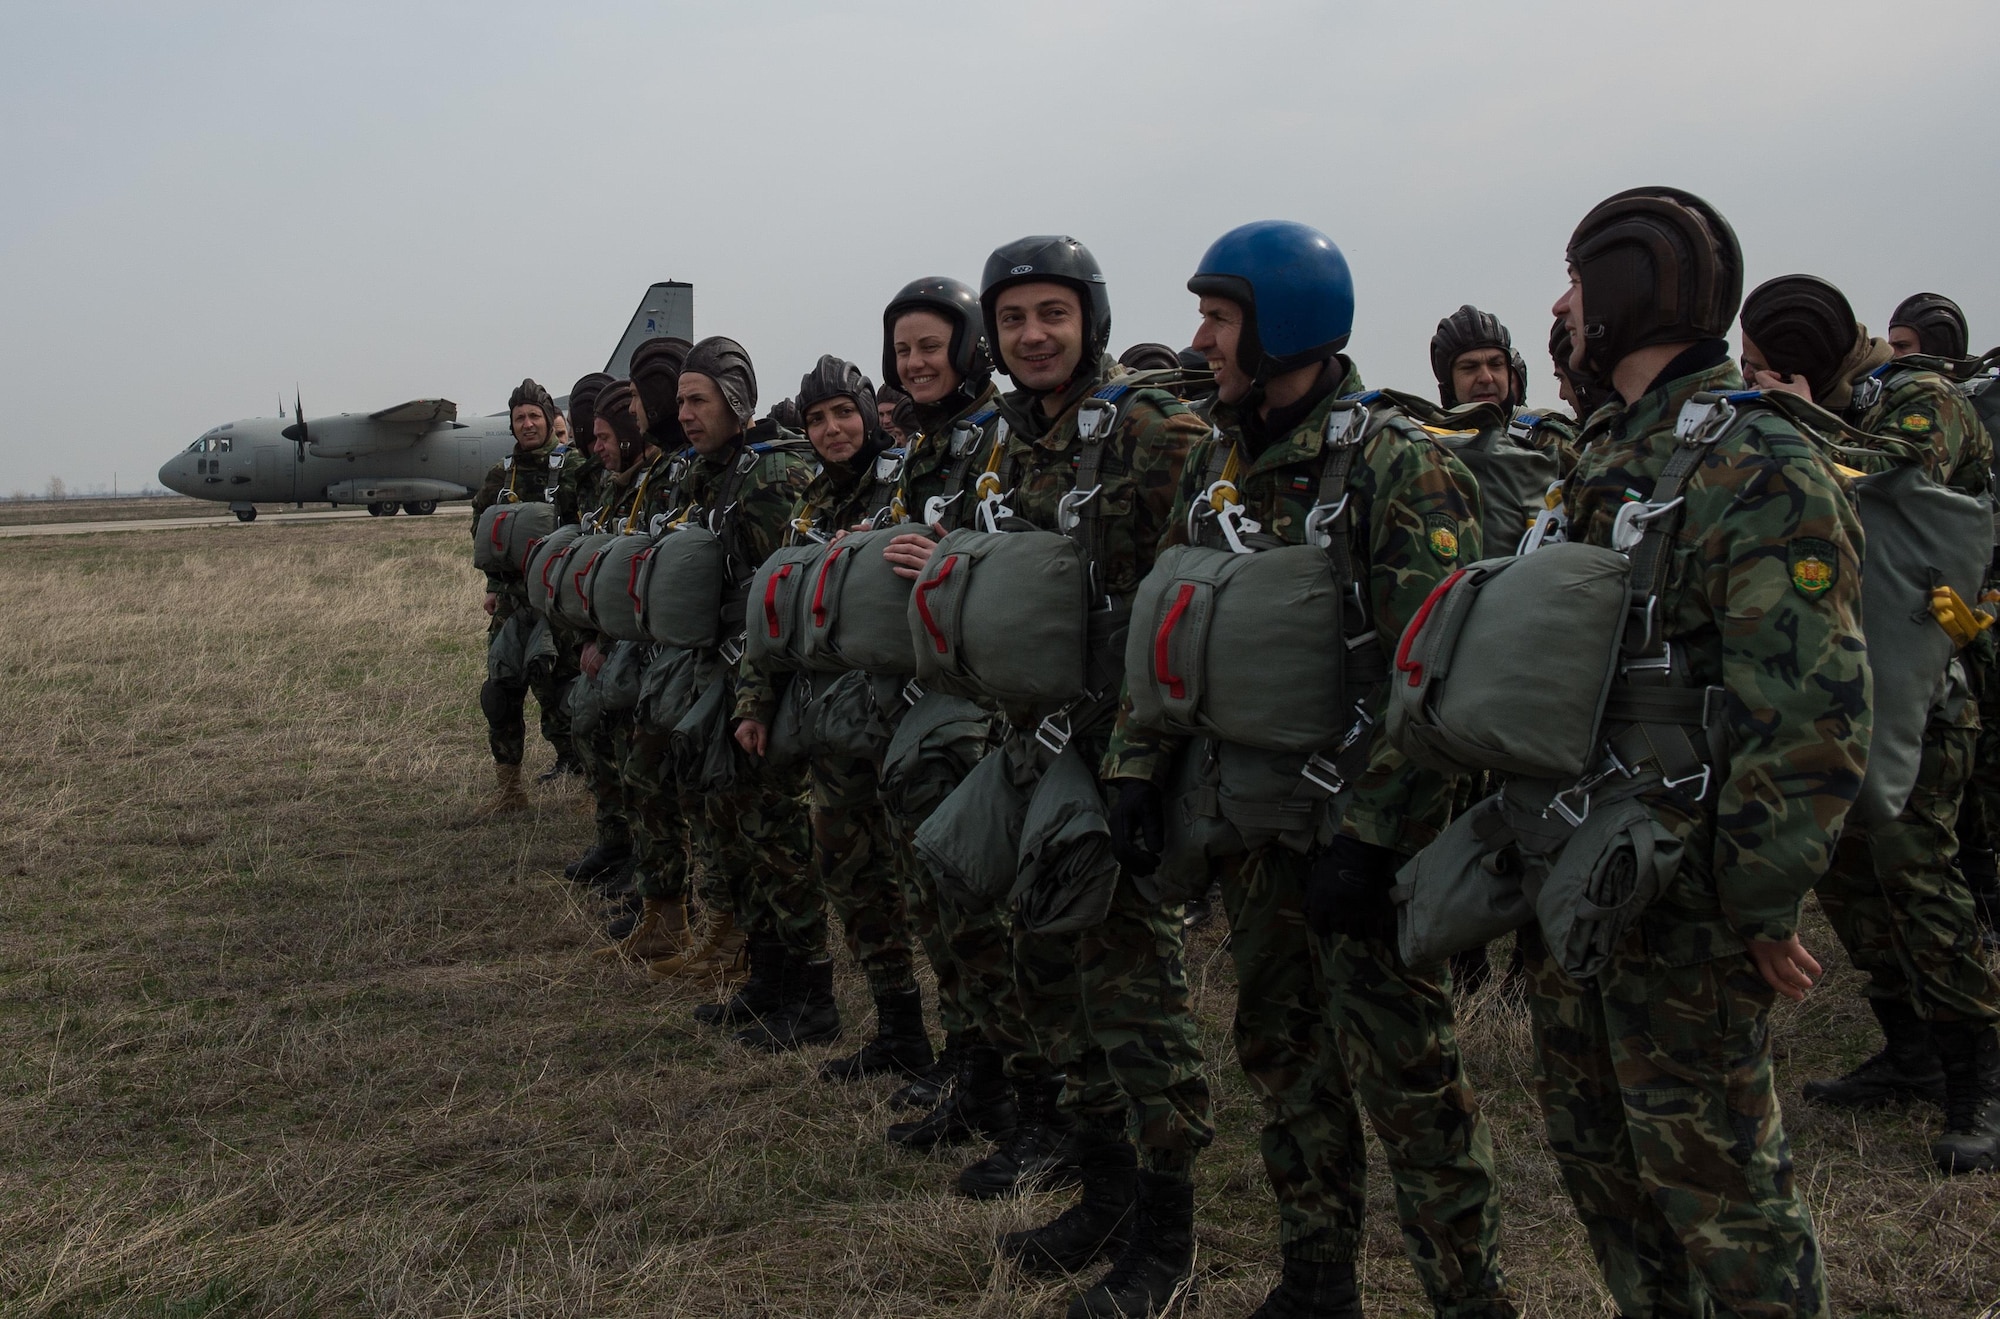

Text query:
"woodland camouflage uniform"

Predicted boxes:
[[1106, 359, 1514, 1315], [560, 452, 631, 857], [1523, 351, 1867, 1318], [1816, 359, 2000, 1026], [470, 436, 575, 766]]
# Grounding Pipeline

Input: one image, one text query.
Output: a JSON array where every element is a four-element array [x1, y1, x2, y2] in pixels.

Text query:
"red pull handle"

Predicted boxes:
[[627, 547, 652, 618], [811, 546, 846, 630], [1154, 583, 1197, 700], [913, 555, 958, 654], [1396, 568, 1465, 687], [540, 544, 565, 597], [490, 510, 509, 551], [764, 563, 794, 639], [573, 551, 605, 617]]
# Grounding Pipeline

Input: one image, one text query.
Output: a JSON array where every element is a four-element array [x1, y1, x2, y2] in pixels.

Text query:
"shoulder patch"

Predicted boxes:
[[1899, 410, 1935, 435], [1789, 537, 1838, 599], [1425, 512, 1460, 562]]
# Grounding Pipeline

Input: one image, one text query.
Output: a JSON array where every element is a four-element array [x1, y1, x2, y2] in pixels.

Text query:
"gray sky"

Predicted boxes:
[[4, 0, 1996, 495]]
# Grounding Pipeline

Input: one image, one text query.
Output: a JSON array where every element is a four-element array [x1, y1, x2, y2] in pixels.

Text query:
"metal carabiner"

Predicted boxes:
[[921, 490, 964, 528], [1056, 484, 1103, 536], [1304, 494, 1349, 549], [1610, 495, 1685, 552]]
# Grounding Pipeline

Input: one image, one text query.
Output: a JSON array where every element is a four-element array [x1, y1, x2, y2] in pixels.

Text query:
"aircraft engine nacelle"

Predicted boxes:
[[325, 477, 470, 504]]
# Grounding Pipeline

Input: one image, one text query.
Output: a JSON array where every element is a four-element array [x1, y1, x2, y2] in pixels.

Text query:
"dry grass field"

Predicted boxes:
[[2, 517, 1997, 1317], [0, 496, 211, 526]]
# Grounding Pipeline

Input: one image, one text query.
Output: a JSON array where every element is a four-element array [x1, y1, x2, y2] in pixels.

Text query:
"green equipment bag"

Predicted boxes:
[[1390, 793, 1533, 968], [670, 663, 736, 792], [1011, 741, 1120, 935], [1388, 543, 1631, 780], [764, 671, 816, 770], [881, 689, 992, 827], [743, 543, 826, 672], [800, 527, 920, 674], [810, 670, 901, 763], [584, 534, 653, 643], [1127, 543, 1347, 752], [522, 614, 557, 686], [914, 736, 1033, 913], [554, 532, 618, 631], [908, 527, 1090, 707], [1846, 462, 1995, 823], [635, 526, 727, 650], [525, 524, 582, 616], [474, 502, 558, 577], [565, 670, 603, 738], [1134, 737, 1236, 906], [597, 639, 643, 713], [636, 645, 701, 735], [485, 609, 533, 686]]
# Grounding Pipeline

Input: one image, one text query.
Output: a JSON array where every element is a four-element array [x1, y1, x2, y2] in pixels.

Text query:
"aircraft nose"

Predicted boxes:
[[158, 459, 190, 496]]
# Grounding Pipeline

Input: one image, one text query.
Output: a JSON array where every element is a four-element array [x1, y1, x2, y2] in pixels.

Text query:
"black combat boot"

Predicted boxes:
[[1801, 998, 1946, 1109], [693, 934, 785, 1028], [601, 891, 645, 943], [819, 987, 934, 1082], [735, 956, 843, 1052], [1247, 1251, 1361, 1318], [564, 836, 631, 884], [998, 1123, 1136, 1277], [887, 1043, 1015, 1151], [957, 1072, 1082, 1199], [1961, 840, 2000, 952], [888, 1029, 973, 1111], [537, 749, 583, 783], [1065, 1167, 1195, 1316], [1931, 1020, 2000, 1174]]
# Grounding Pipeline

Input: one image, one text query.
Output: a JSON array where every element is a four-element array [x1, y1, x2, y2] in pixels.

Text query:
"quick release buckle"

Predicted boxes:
[[900, 678, 926, 708], [718, 636, 745, 664], [922, 490, 963, 526], [1324, 404, 1369, 449], [1610, 495, 1685, 552], [1304, 494, 1349, 549], [1075, 398, 1117, 442], [1545, 748, 1635, 827], [1056, 484, 1102, 536], [1035, 708, 1074, 756], [1300, 753, 1346, 797], [1673, 396, 1736, 444], [1663, 764, 1713, 801]]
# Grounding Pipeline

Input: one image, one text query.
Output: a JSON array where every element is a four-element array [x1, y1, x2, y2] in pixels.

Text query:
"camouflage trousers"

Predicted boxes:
[[1220, 845, 1512, 1316], [1817, 722, 1999, 1023], [567, 676, 630, 853], [695, 756, 814, 947], [810, 754, 916, 997], [481, 605, 575, 767], [1520, 920, 1827, 1319], [1011, 875, 1212, 1161], [616, 721, 733, 910]]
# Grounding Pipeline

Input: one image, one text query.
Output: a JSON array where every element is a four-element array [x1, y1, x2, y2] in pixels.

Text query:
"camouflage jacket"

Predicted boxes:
[[470, 438, 561, 598], [893, 381, 1002, 530], [1842, 360, 1993, 496], [1104, 359, 1486, 854], [552, 447, 602, 528], [1566, 356, 1869, 947], [1510, 405, 1584, 478]]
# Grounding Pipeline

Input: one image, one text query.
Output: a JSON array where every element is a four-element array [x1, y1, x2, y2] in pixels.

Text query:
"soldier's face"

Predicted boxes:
[[876, 401, 904, 440], [1552, 272, 1587, 369], [510, 404, 547, 450], [552, 415, 569, 445], [1451, 348, 1511, 406], [678, 372, 742, 455], [1192, 296, 1252, 404], [806, 396, 868, 464], [591, 417, 622, 472], [1887, 325, 1924, 357], [893, 310, 961, 405], [994, 283, 1084, 391]]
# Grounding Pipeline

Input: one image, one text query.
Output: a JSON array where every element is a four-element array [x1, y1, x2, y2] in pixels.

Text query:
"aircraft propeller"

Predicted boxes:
[[281, 389, 310, 448]]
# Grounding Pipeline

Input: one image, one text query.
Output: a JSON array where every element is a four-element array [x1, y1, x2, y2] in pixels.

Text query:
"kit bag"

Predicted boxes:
[[597, 639, 644, 713], [585, 535, 654, 642], [1010, 741, 1120, 935], [555, 532, 619, 631], [636, 526, 727, 650], [525, 524, 582, 616], [1388, 543, 1632, 780], [744, 543, 828, 671], [1389, 793, 1533, 969], [914, 738, 1033, 913], [1127, 543, 1347, 752], [880, 689, 992, 827], [799, 527, 920, 674], [474, 502, 558, 577], [908, 527, 1090, 706]]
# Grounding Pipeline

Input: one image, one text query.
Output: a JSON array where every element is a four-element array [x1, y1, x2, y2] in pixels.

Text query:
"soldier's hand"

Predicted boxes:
[[1109, 780, 1165, 877], [483, 592, 498, 616], [1304, 834, 1400, 941], [1749, 369, 1813, 403], [883, 527, 942, 580], [1748, 936, 1821, 1002], [735, 718, 769, 758], [580, 641, 603, 678]]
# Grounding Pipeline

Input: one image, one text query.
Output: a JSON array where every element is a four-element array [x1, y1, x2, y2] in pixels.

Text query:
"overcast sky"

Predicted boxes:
[[4, 0, 1996, 495]]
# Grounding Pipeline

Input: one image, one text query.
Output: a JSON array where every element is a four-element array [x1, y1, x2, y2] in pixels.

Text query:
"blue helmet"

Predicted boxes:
[[1187, 221, 1354, 383]]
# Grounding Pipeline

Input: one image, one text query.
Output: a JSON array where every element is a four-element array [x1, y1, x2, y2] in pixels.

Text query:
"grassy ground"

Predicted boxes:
[[0, 496, 211, 526], [1, 517, 1996, 1317]]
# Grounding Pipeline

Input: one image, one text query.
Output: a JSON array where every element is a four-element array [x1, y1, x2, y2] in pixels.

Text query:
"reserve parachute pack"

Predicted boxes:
[[578, 534, 652, 642], [747, 526, 918, 675], [525, 524, 582, 616], [473, 502, 558, 577], [553, 532, 619, 631]]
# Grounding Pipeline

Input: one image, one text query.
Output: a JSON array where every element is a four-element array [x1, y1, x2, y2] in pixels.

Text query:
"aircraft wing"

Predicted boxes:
[[370, 399, 458, 428]]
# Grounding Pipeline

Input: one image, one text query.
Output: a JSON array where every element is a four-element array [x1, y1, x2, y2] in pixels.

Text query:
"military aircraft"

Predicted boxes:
[[157, 281, 694, 521]]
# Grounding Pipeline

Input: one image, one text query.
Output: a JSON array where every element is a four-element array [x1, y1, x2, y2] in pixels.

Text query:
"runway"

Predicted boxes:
[[0, 508, 385, 538]]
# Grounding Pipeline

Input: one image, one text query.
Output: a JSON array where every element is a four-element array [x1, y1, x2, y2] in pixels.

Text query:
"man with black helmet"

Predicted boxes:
[[1889, 291, 1971, 361], [469, 377, 576, 815], [901, 235, 1209, 1319], [1524, 187, 1864, 1316], [1431, 304, 1581, 480], [1107, 222, 1512, 1319], [654, 337, 820, 1042], [1738, 275, 2000, 1170]]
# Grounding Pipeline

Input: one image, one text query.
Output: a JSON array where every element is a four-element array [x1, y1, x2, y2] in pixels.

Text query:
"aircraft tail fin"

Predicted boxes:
[[604, 282, 695, 378]]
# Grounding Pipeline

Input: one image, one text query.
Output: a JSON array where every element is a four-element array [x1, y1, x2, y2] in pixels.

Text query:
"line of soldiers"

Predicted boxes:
[[463, 190, 2000, 1318]]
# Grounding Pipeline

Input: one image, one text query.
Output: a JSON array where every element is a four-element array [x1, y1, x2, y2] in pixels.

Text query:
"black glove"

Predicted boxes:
[[1108, 779, 1166, 878], [1303, 833, 1401, 941]]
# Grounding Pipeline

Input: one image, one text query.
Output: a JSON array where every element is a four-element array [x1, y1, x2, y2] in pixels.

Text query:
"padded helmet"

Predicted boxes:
[[566, 372, 613, 446], [1117, 342, 1182, 373], [506, 378, 558, 439], [1566, 186, 1742, 379], [1429, 305, 1526, 407], [681, 336, 758, 426], [979, 236, 1112, 383], [1549, 316, 1611, 417], [593, 379, 646, 466], [1187, 220, 1354, 385], [881, 276, 993, 401], [1889, 292, 1969, 359], [1740, 275, 1860, 402], [795, 354, 883, 460], [629, 336, 692, 449]]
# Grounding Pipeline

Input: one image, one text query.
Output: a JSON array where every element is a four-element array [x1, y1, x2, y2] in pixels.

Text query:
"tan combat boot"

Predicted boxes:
[[596, 897, 690, 962], [474, 763, 531, 818], [649, 908, 744, 983]]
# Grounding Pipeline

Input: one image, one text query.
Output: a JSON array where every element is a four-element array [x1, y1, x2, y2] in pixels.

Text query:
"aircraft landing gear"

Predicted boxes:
[[366, 502, 400, 517], [234, 508, 257, 523], [403, 500, 437, 516]]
